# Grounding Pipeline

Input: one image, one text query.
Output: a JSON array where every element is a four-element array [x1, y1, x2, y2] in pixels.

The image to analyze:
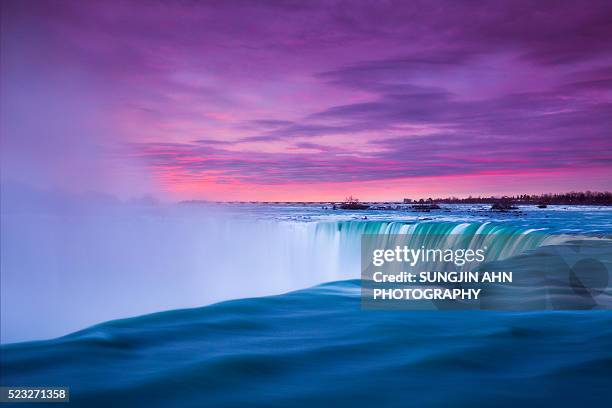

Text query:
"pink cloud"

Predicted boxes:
[[2, 0, 611, 199]]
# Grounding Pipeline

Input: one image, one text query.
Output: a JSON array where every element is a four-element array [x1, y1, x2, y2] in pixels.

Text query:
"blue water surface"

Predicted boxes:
[[2, 280, 612, 407], [2, 204, 612, 406]]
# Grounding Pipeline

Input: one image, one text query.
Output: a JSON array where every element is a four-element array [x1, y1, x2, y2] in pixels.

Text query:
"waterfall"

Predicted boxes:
[[0, 213, 561, 343], [314, 220, 555, 276]]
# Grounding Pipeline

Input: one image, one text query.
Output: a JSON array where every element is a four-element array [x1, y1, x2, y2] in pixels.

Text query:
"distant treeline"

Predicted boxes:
[[405, 191, 612, 206]]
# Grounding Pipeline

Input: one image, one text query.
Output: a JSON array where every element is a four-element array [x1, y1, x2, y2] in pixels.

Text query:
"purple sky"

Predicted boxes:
[[1, 0, 611, 200]]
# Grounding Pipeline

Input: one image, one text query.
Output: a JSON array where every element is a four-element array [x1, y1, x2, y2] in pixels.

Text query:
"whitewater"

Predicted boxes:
[[1, 203, 611, 342]]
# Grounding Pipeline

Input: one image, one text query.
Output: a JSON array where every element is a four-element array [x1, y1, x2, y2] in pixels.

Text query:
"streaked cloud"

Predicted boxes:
[[2, 0, 611, 199]]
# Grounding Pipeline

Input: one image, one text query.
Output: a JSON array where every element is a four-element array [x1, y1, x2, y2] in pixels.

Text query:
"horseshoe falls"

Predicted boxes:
[[1, 204, 612, 407]]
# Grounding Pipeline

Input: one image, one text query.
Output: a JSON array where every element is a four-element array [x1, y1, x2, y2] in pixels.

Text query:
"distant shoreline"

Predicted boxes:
[[180, 192, 612, 206], [179, 201, 611, 206], [179, 191, 612, 206]]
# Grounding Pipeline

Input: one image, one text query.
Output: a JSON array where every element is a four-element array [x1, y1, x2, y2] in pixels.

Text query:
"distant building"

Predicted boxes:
[[403, 198, 412, 203]]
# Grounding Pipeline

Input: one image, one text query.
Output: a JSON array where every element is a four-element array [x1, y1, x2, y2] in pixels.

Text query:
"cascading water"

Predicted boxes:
[[0, 203, 605, 343], [313, 220, 557, 274]]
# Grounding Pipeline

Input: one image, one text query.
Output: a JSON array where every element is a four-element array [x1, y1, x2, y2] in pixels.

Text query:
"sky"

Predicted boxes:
[[1, 0, 611, 201]]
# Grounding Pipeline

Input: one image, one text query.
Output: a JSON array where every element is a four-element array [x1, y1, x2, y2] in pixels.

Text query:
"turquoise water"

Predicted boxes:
[[1, 205, 612, 406], [2, 281, 612, 407]]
